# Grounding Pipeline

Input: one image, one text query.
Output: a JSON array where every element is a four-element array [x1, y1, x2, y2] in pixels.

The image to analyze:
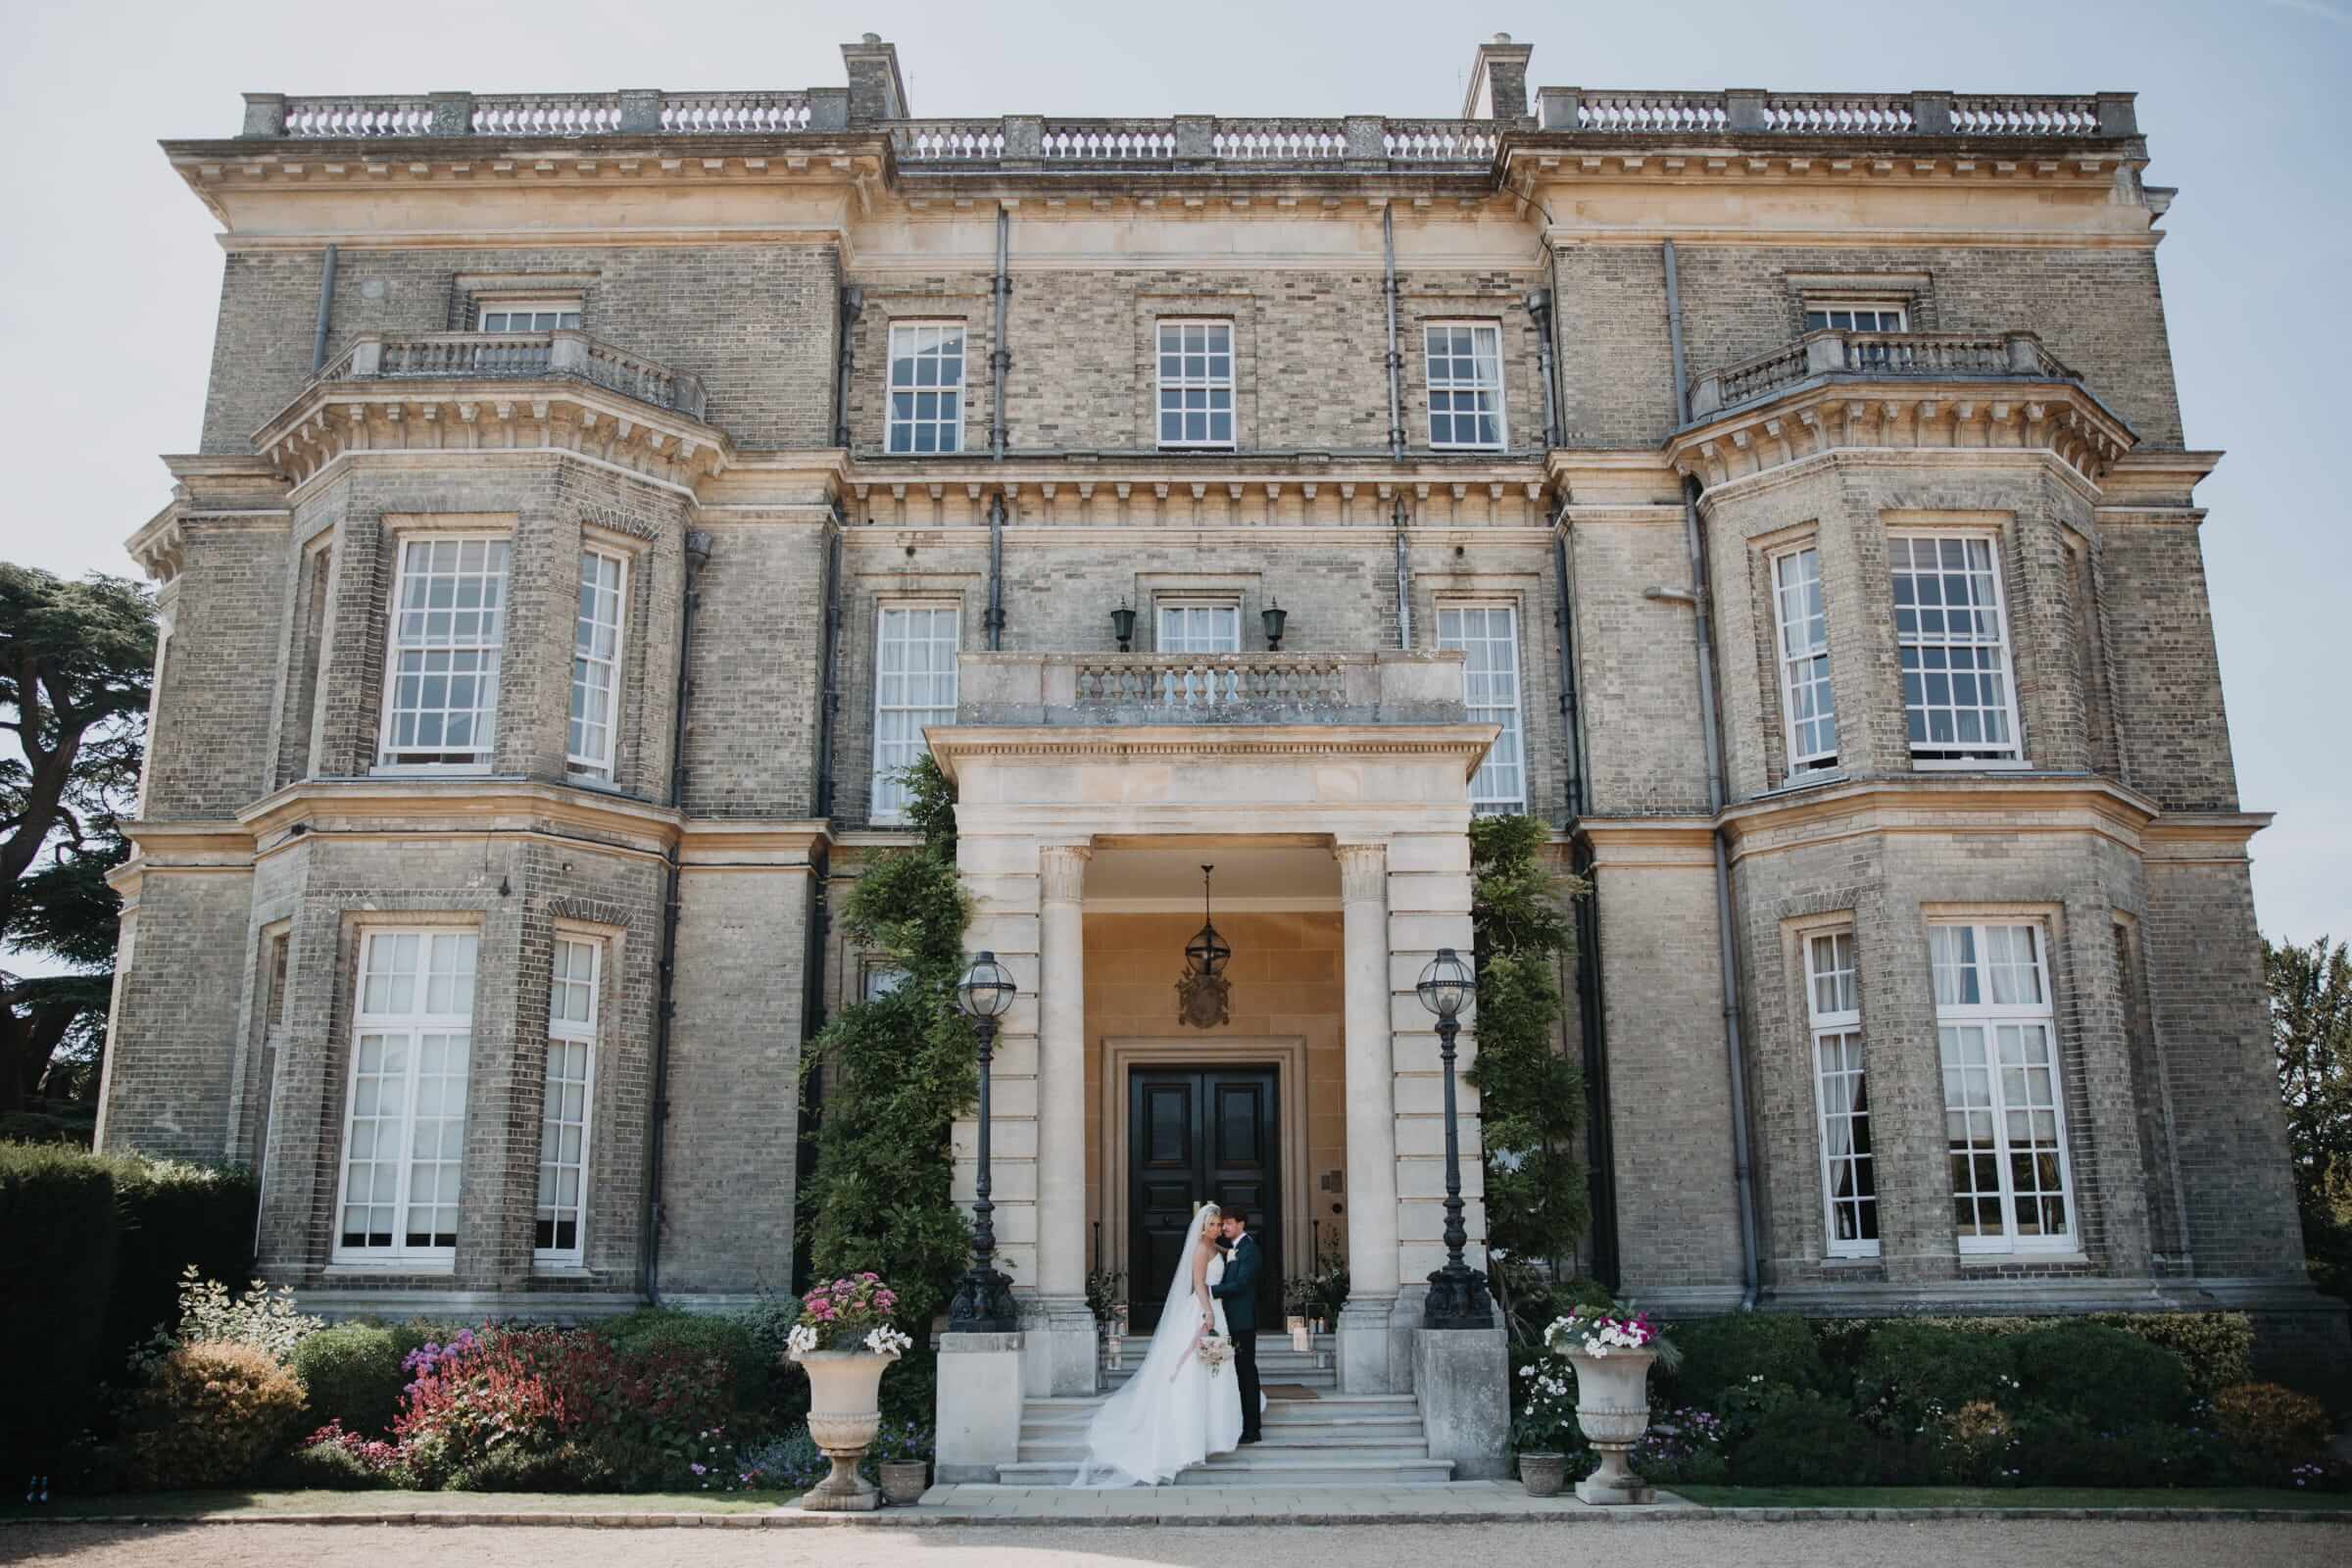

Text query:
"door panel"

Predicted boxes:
[[1126, 1066, 1281, 1332]]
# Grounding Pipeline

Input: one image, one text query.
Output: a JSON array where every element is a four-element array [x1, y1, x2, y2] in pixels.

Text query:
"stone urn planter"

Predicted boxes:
[[877, 1459, 930, 1505], [1517, 1450, 1569, 1498], [796, 1349, 892, 1511], [1565, 1348, 1656, 1505]]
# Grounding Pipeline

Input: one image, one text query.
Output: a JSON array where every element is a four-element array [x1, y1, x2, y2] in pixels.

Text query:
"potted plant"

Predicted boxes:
[[1544, 1306, 1671, 1505], [1510, 1349, 1582, 1497], [869, 1419, 935, 1505], [783, 1274, 915, 1512], [1284, 1276, 1315, 1351], [1086, 1266, 1127, 1369], [1310, 1236, 1350, 1332]]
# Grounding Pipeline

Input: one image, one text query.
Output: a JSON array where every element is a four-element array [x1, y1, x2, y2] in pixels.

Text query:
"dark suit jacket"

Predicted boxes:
[[1209, 1233, 1260, 1333]]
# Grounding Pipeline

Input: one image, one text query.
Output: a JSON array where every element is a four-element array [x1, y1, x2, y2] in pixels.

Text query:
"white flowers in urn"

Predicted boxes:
[[863, 1324, 914, 1358]]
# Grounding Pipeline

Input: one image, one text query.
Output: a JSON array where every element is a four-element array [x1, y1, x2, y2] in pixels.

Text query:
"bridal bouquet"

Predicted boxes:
[[1196, 1332, 1234, 1377]]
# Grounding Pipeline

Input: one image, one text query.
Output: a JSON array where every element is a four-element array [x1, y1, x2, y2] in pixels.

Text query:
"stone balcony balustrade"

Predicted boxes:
[[953, 651, 1469, 727], [253, 329, 726, 487], [1670, 327, 2136, 490]]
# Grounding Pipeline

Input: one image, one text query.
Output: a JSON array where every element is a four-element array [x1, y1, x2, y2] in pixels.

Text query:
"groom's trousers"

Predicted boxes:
[[1233, 1330, 1261, 1440]]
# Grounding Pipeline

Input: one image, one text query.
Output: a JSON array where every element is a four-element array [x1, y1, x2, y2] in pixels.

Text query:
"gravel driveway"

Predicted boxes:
[[6, 1521, 2349, 1568]]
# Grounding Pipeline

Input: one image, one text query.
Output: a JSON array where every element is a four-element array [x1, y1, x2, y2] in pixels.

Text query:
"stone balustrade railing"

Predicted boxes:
[[956, 651, 1472, 727], [1688, 329, 2079, 419], [243, 88, 2135, 151], [319, 330, 707, 420], [1543, 87, 2132, 138]]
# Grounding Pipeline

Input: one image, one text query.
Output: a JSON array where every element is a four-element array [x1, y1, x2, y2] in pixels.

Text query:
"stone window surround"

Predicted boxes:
[[1793, 914, 1878, 1259], [452, 271, 598, 332], [327, 919, 484, 1270], [868, 594, 963, 824], [1920, 904, 2085, 1262], [1783, 271, 1934, 338], [1433, 597, 1529, 815], [1151, 594, 1242, 654], [841, 573, 979, 830]]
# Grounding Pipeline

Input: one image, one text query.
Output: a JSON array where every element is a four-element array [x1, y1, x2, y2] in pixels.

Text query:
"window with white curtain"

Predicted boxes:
[[1932, 921, 2076, 1252], [535, 936, 600, 1265], [1437, 604, 1527, 814], [1772, 545, 1838, 772], [568, 549, 626, 780], [333, 929, 478, 1263], [870, 604, 960, 822], [886, 322, 966, 454], [1804, 929, 1877, 1256], [1424, 322, 1505, 450], [478, 301, 581, 331], [378, 536, 509, 770], [1891, 533, 2023, 764]]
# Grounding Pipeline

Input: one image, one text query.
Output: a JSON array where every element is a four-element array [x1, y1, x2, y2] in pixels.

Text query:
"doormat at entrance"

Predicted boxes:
[[1263, 1384, 1320, 1400]]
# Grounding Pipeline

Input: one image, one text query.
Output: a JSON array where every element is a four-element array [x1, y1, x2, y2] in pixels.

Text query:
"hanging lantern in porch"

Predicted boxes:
[[1177, 863, 1233, 1029]]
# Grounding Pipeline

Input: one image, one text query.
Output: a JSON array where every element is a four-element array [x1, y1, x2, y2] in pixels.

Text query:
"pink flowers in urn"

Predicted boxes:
[[784, 1274, 911, 1361]]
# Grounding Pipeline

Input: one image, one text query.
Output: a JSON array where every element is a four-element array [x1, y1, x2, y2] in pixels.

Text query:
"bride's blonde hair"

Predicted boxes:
[[1197, 1203, 1224, 1240]]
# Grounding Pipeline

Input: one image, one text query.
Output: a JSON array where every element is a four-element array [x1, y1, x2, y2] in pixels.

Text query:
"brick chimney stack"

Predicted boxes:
[[842, 32, 908, 123], [1462, 32, 1534, 123]]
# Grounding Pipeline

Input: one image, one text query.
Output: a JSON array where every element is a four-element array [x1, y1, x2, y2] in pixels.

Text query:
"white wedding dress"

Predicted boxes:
[[1071, 1203, 1245, 1486]]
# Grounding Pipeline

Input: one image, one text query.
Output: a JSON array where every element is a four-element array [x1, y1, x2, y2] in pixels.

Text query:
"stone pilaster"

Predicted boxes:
[[1029, 840, 1098, 1396], [1337, 839, 1403, 1393]]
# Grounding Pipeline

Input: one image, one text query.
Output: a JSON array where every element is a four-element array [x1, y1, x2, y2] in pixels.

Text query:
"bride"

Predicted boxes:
[[1070, 1201, 1244, 1486]]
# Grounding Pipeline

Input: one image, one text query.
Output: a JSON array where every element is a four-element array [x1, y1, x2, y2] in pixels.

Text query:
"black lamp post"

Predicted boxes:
[[1261, 599, 1288, 652], [950, 951, 1020, 1333], [1416, 947, 1494, 1329], [1110, 600, 1137, 653]]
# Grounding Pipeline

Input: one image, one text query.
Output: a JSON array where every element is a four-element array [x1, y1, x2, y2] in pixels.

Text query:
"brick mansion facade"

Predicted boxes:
[[101, 30, 2337, 1422]]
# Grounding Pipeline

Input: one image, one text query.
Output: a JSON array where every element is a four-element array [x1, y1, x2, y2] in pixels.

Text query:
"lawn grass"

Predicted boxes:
[[1674, 1484, 2344, 1511], [2, 1488, 800, 1520]]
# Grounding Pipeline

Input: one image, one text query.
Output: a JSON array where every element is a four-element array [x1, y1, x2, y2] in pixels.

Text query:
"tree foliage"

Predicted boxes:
[[1461, 813, 1591, 1335], [0, 563, 156, 1111], [797, 754, 979, 1332], [2267, 934, 2352, 1299]]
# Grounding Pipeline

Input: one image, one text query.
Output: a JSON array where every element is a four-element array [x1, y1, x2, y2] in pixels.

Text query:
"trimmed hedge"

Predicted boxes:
[[101, 1156, 259, 1383], [594, 1308, 776, 1415], [1662, 1312, 1830, 1405], [1854, 1321, 2020, 1431], [291, 1322, 408, 1437], [2010, 1322, 2191, 1429], [0, 1143, 122, 1474]]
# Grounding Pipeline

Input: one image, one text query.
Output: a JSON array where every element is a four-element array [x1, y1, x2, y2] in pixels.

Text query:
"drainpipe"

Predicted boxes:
[[1382, 204, 1404, 464], [1551, 496, 1619, 1288], [1392, 495, 1412, 649], [1526, 286, 1562, 450], [831, 285, 863, 450], [639, 528, 712, 1304], [991, 205, 1010, 462], [310, 244, 338, 373], [814, 502, 844, 816], [1662, 238, 1761, 1311], [984, 491, 1006, 650]]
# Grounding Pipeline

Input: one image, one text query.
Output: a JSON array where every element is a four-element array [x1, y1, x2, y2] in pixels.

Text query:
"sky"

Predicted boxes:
[[1, 0, 2346, 943]]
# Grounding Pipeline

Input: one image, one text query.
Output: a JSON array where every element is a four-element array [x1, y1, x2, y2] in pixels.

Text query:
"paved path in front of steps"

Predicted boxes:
[[13, 1518, 2350, 1568], [912, 1480, 1677, 1519]]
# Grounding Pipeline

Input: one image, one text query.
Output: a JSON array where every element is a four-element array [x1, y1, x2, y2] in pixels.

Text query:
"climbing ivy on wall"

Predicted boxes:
[[1462, 813, 1592, 1337], [798, 754, 978, 1334]]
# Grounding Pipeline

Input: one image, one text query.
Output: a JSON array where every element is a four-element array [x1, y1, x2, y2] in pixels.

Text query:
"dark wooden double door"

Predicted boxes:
[[1127, 1066, 1280, 1333]]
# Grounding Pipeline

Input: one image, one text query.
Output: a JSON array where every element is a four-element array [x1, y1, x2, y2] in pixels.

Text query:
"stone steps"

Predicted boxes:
[[1008, 1384, 1446, 1488], [996, 1452, 1457, 1487]]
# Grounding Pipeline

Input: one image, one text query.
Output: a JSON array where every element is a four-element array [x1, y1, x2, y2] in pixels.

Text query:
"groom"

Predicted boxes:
[[1209, 1205, 1263, 1445]]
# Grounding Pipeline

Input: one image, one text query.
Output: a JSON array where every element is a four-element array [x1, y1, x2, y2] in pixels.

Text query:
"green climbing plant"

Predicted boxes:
[[1461, 813, 1592, 1341], [798, 754, 979, 1335]]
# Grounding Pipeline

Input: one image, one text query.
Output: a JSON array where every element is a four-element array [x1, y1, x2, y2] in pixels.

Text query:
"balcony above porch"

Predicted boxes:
[[956, 651, 1467, 727]]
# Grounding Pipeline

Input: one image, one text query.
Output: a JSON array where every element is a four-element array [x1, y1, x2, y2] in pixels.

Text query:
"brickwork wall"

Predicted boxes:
[[844, 268, 1546, 458], [660, 866, 813, 1298], [139, 525, 290, 818], [1566, 515, 1711, 814], [202, 243, 840, 454], [2096, 519, 2240, 811], [684, 521, 826, 818], [96, 871, 256, 1159]]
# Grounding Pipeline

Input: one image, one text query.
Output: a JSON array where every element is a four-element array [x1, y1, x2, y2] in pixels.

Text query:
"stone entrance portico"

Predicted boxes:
[[928, 650, 1500, 1474]]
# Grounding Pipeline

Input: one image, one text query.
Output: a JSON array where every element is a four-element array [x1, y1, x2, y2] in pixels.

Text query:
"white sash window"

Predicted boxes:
[[1772, 545, 1838, 772], [378, 536, 509, 771], [535, 937, 601, 1265], [1891, 533, 2023, 764], [568, 549, 627, 780], [333, 929, 478, 1264], [871, 604, 960, 822], [1933, 922, 2076, 1252], [1805, 930, 1877, 1256], [1438, 604, 1527, 814]]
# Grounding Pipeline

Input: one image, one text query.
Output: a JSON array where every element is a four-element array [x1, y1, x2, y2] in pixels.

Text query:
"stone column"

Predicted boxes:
[[1029, 841, 1098, 1395], [1336, 840, 1403, 1392]]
